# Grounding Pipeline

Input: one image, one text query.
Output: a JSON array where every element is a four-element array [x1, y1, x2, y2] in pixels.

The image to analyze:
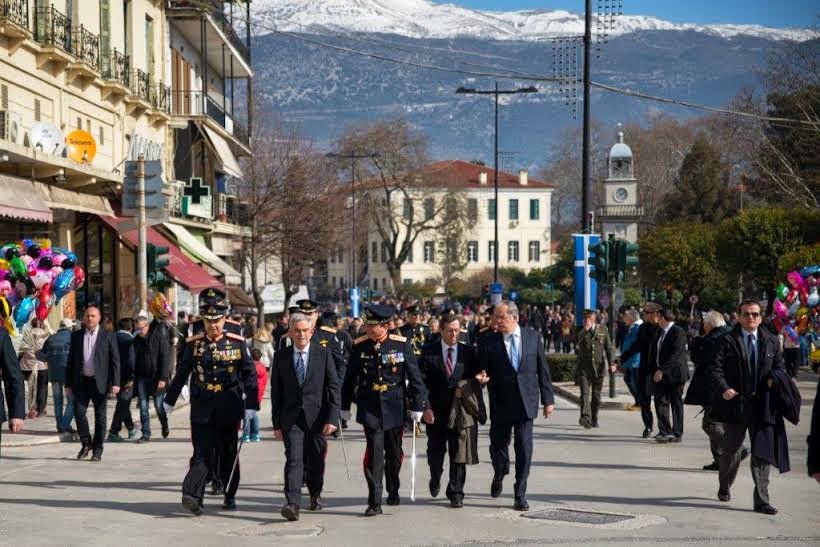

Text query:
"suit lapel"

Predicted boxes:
[[305, 345, 321, 386], [452, 343, 465, 383]]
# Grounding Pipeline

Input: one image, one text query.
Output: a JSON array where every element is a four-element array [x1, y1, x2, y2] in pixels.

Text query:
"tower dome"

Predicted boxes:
[[609, 128, 633, 160]]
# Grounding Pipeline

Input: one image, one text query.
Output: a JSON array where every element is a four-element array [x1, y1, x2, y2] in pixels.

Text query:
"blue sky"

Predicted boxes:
[[455, 1, 818, 28]]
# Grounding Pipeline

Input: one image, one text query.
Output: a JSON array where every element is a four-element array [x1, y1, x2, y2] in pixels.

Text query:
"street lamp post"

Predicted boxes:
[[326, 152, 380, 303], [456, 83, 538, 283]]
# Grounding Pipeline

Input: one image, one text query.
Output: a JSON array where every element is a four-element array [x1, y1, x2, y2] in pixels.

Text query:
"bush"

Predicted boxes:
[[547, 353, 577, 382]]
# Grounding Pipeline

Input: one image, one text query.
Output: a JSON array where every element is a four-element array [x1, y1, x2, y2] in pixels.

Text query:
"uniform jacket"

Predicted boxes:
[[575, 324, 614, 379], [65, 328, 121, 395], [478, 328, 554, 424], [270, 343, 340, 431], [0, 328, 24, 423], [708, 324, 786, 424], [654, 323, 690, 385], [342, 333, 428, 430], [400, 322, 432, 355], [418, 340, 480, 423], [166, 331, 259, 425], [315, 325, 348, 382]]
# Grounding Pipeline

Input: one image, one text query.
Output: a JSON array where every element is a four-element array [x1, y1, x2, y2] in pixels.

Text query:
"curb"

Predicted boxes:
[[553, 383, 634, 410], [2, 398, 191, 448]]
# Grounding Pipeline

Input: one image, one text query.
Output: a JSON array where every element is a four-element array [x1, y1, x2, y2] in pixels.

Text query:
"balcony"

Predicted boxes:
[[596, 205, 644, 218], [0, 0, 31, 41], [33, 5, 73, 68], [68, 24, 101, 80], [149, 83, 172, 123], [100, 49, 130, 100], [171, 90, 249, 148], [125, 68, 152, 113]]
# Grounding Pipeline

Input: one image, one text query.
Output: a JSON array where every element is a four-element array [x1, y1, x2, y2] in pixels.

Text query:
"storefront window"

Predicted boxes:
[[74, 216, 117, 320]]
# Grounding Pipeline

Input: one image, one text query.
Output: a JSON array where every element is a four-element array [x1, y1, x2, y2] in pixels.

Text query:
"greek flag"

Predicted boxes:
[[573, 233, 600, 327]]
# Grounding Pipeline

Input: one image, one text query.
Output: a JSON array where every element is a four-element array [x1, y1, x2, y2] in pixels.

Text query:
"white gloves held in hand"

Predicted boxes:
[[410, 411, 423, 423], [340, 410, 352, 422]]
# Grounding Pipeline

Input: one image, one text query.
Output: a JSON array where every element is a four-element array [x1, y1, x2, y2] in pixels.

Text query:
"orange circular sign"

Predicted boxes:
[[65, 130, 97, 164]]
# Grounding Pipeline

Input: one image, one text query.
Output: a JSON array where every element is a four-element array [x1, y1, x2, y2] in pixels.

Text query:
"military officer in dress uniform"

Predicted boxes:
[[399, 304, 431, 356], [341, 305, 429, 516], [575, 309, 614, 429], [164, 288, 259, 515]]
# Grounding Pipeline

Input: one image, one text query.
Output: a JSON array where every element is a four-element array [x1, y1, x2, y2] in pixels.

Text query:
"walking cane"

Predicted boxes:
[[338, 418, 351, 480], [410, 418, 417, 502], [227, 393, 247, 492]]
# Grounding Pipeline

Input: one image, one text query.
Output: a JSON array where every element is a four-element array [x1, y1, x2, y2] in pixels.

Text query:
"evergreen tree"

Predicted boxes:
[[665, 136, 736, 223]]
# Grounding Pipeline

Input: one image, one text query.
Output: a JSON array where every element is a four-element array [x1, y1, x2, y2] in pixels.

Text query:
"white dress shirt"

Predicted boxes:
[[82, 327, 99, 377]]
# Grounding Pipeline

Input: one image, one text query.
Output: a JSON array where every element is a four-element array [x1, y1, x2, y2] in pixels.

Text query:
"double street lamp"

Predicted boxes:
[[456, 83, 538, 283]]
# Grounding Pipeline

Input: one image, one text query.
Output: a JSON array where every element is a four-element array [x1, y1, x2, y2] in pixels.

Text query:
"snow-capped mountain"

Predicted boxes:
[[251, 0, 816, 42]]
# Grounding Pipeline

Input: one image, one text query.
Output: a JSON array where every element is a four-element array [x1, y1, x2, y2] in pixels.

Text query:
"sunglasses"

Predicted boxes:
[[740, 311, 761, 319]]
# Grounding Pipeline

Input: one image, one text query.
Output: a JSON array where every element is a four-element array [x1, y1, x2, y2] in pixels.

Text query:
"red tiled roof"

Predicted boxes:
[[422, 160, 555, 189]]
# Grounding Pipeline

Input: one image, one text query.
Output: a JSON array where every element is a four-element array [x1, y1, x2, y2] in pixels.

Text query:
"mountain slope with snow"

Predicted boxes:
[[251, 0, 816, 42]]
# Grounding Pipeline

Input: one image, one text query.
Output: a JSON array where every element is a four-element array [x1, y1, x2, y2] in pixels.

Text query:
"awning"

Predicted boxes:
[[226, 286, 257, 313], [0, 175, 53, 223], [161, 222, 243, 286], [210, 235, 237, 257], [34, 182, 114, 216], [201, 125, 243, 179], [99, 215, 223, 293]]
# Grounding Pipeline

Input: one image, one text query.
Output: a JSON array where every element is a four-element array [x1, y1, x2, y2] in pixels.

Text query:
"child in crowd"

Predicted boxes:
[[243, 348, 268, 442]]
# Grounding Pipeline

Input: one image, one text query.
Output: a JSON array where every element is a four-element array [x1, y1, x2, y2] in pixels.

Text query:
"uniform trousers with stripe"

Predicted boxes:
[[363, 426, 404, 507]]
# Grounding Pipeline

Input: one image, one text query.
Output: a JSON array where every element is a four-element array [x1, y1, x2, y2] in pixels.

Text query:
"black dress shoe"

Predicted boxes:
[[717, 490, 731, 502], [162, 426, 170, 439], [90, 451, 102, 461], [182, 495, 203, 516], [740, 447, 750, 461], [671, 435, 682, 443], [429, 477, 441, 498], [591, 418, 599, 428], [281, 504, 300, 521], [514, 498, 529, 511], [655, 434, 670, 443], [364, 505, 382, 517], [703, 461, 720, 471], [490, 476, 504, 498], [754, 504, 778, 515], [642, 428, 652, 439], [386, 493, 400, 506], [579, 417, 592, 429], [450, 499, 464, 508], [77, 446, 91, 459], [309, 496, 323, 511], [222, 497, 237, 510], [210, 482, 224, 496]]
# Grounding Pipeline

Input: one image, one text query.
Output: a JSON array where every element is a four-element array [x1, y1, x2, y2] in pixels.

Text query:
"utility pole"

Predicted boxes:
[[136, 154, 147, 312], [456, 83, 538, 282], [582, 0, 593, 232]]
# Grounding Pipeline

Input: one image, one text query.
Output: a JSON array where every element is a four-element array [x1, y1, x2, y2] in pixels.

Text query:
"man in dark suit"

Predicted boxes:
[[709, 299, 785, 514], [65, 305, 121, 461], [418, 312, 481, 507], [652, 308, 689, 443], [271, 312, 340, 522], [1, 320, 25, 438], [476, 300, 555, 511]]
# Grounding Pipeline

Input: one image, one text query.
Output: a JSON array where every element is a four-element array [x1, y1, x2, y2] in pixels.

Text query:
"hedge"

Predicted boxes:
[[547, 353, 577, 382]]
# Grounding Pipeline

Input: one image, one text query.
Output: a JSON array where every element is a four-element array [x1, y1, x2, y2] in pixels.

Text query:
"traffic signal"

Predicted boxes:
[[587, 239, 609, 285], [614, 241, 640, 282], [147, 243, 170, 287]]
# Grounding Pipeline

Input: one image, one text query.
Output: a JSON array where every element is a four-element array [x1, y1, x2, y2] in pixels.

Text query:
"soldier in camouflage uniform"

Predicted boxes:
[[575, 309, 614, 429]]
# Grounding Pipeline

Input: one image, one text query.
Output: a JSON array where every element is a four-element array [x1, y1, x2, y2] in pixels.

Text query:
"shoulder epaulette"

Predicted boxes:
[[479, 326, 489, 333], [225, 318, 240, 325], [186, 333, 204, 342], [320, 325, 336, 334], [460, 328, 468, 333], [389, 333, 408, 342], [354, 334, 369, 345], [226, 332, 245, 341]]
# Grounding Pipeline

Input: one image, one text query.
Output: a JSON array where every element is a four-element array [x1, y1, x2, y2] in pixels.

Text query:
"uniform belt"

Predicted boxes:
[[198, 381, 238, 392], [370, 382, 398, 392]]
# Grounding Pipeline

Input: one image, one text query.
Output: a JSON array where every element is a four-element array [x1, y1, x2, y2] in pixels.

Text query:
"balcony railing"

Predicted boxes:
[[170, 90, 247, 146], [168, 0, 249, 64], [34, 5, 72, 53], [101, 49, 130, 86], [130, 69, 151, 102], [596, 205, 645, 218], [71, 25, 100, 69], [0, 0, 29, 29], [151, 83, 172, 113]]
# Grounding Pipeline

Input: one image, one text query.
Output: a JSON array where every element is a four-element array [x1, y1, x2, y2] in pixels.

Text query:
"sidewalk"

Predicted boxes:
[[1, 389, 189, 448]]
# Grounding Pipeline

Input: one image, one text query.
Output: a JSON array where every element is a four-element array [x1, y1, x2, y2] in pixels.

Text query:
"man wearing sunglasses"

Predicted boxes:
[[709, 299, 785, 515]]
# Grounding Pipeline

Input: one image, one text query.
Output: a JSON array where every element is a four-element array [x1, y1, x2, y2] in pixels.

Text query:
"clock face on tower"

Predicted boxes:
[[613, 187, 629, 203]]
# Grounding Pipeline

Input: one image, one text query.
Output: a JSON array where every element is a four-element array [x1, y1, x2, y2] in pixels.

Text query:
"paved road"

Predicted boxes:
[[1, 382, 818, 546]]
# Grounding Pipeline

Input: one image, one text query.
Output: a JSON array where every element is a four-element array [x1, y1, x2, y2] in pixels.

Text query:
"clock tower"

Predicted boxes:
[[600, 125, 641, 243]]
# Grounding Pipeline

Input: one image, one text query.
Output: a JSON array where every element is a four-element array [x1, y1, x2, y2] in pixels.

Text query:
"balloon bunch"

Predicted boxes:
[[0, 238, 86, 334], [772, 265, 820, 341]]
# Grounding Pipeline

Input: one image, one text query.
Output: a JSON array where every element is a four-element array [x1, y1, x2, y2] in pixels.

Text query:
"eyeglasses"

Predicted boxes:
[[740, 311, 761, 319]]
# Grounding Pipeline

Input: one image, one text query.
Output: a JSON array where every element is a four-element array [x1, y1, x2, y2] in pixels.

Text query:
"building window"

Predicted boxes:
[[381, 242, 388, 263], [403, 198, 412, 220], [99, 126, 104, 146], [488, 241, 496, 263], [467, 241, 478, 262], [77, 116, 82, 130], [508, 241, 519, 262], [33, 98, 40, 122], [467, 198, 478, 221], [359, 244, 367, 264], [0, 84, 7, 109], [509, 199, 519, 221], [371, 241, 378, 264], [488, 199, 496, 220], [338, 246, 344, 263], [331, 276, 336, 287], [145, 15, 154, 77], [374, 278, 378, 290], [423, 241, 435, 263], [530, 199, 540, 220], [528, 241, 540, 262], [406, 243, 413, 263], [382, 278, 388, 291], [403, 279, 412, 286], [423, 198, 434, 220], [330, 250, 336, 264]]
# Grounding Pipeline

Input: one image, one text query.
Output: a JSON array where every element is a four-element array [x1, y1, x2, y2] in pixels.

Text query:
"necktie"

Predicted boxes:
[[747, 334, 756, 391], [445, 347, 454, 377], [509, 334, 520, 372], [295, 351, 306, 386]]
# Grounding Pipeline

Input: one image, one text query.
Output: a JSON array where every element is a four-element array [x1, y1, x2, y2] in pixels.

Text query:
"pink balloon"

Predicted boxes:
[[774, 299, 788, 319], [786, 271, 805, 289], [0, 279, 11, 297], [52, 254, 67, 265], [50, 266, 63, 278], [30, 270, 52, 290], [20, 255, 33, 266]]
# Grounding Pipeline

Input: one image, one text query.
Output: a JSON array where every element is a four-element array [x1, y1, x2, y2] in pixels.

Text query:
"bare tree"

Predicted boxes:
[[436, 194, 474, 292]]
